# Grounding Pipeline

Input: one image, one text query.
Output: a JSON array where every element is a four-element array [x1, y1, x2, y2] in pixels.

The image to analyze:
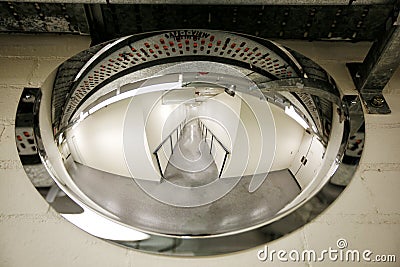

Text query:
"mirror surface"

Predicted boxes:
[[15, 30, 364, 255]]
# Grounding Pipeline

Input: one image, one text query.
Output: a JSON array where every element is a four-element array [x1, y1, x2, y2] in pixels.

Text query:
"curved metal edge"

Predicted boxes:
[[259, 78, 341, 105]]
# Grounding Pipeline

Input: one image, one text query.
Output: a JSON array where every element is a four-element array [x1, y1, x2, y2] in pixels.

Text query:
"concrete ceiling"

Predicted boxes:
[[0, 1, 398, 44]]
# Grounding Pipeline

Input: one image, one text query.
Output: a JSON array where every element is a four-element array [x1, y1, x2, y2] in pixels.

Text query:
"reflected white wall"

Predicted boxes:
[[144, 92, 186, 174], [66, 98, 132, 177], [197, 92, 241, 176], [65, 88, 309, 183], [197, 92, 304, 178]]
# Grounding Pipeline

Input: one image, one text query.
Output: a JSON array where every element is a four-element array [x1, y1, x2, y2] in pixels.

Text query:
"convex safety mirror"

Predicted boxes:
[[16, 30, 364, 256]]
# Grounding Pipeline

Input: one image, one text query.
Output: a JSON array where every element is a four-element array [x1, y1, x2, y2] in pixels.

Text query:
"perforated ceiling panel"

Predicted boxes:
[[59, 30, 302, 127]]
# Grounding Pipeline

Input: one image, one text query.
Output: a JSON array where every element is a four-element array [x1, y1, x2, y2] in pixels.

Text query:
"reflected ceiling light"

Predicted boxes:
[[312, 125, 318, 133], [57, 132, 64, 145], [87, 81, 182, 116], [285, 105, 309, 129]]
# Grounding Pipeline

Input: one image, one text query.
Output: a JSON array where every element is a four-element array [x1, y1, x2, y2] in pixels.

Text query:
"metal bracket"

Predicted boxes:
[[347, 63, 392, 114], [347, 5, 400, 114]]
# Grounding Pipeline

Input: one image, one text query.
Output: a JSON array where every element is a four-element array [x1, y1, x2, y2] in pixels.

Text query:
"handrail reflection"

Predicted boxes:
[[153, 120, 186, 178], [198, 119, 230, 178]]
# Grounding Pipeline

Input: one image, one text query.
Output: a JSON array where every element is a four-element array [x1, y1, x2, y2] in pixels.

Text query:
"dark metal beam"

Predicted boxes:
[[105, 0, 396, 4], [0, 0, 395, 5], [347, 1, 400, 114]]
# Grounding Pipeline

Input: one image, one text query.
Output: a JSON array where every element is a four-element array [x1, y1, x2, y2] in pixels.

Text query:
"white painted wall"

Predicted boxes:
[[269, 104, 305, 171], [65, 98, 132, 177], [295, 137, 325, 188], [65, 89, 186, 180], [123, 90, 186, 180], [289, 133, 326, 189], [282, 104, 343, 211], [123, 93, 156, 180], [239, 93, 304, 176], [65, 86, 304, 181], [227, 93, 275, 178], [197, 92, 241, 176], [288, 131, 313, 179], [143, 91, 186, 174], [197, 92, 304, 178]]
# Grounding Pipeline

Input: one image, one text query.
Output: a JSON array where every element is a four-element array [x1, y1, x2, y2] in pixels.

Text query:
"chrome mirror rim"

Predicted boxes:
[[15, 29, 365, 256]]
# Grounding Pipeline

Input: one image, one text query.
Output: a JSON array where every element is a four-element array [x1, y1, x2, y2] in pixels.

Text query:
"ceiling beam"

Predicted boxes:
[[347, 2, 399, 114], [0, 0, 395, 5]]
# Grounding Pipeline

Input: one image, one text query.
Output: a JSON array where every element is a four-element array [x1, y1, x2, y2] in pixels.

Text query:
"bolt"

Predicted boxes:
[[371, 95, 385, 107]]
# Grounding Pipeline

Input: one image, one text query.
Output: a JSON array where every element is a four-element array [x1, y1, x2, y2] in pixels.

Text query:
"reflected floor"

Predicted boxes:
[[164, 120, 218, 187], [66, 158, 301, 235]]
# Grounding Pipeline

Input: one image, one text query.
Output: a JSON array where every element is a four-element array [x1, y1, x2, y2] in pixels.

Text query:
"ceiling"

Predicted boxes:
[[0, 1, 398, 44]]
